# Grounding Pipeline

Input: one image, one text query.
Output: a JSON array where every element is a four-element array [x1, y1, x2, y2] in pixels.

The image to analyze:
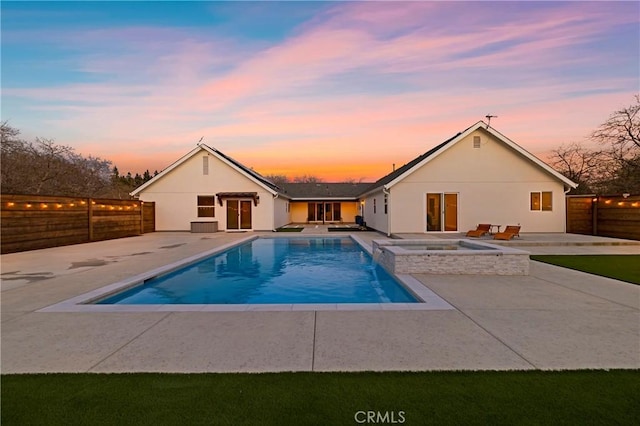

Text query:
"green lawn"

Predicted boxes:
[[531, 254, 640, 285], [2, 371, 639, 425], [275, 226, 304, 232]]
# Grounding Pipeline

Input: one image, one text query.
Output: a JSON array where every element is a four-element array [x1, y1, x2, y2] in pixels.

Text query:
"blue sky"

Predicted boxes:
[[2, 1, 639, 180]]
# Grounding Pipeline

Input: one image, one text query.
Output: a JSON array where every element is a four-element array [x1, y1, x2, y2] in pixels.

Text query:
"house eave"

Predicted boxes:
[[289, 197, 360, 201], [364, 121, 578, 192], [130, 144, 280, 197], [357, 186, 387, 198]]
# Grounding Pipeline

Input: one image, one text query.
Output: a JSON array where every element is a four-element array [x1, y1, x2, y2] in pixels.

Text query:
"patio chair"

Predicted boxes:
[[493, 225, 521, 240], [466, 223, 491, 237]]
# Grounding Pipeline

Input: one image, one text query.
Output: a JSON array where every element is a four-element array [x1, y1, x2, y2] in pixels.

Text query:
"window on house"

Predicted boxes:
[[333, 203, 341, 221], [197, 195, 215, 217], [373, 198, 377, 214], [384, 194, 388, 214], [542, 192, 553, 211], [203, 156, 209, 175], [473, 136, 481, 148], [530, 192, 552, 211]]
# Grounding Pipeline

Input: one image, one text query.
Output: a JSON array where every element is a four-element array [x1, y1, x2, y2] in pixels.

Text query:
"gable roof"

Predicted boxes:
[[131, 143, 284, 197], [361, 121, 577, 195], [280, 182, 372, 200]]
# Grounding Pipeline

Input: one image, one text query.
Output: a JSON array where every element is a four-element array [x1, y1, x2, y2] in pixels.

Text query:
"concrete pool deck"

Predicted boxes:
[[1, 231, 639, 373]]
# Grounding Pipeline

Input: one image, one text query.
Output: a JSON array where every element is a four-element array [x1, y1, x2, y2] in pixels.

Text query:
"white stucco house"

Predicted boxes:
[[359, 121, 577, 235], [132, 121, 577, 233], [131, 144, 292, 232]]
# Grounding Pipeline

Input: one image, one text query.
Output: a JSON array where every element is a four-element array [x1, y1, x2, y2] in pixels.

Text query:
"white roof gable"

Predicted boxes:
[[130, 143, 280, 197], [383, 121, 577, 190]]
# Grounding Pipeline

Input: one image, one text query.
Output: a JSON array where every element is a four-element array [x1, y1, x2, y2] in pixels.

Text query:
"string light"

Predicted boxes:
[[4, 199, 151, 212]]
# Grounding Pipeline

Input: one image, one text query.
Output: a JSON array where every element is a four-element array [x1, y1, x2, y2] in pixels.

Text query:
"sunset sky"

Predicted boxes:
[[2, 1, 638, 182]]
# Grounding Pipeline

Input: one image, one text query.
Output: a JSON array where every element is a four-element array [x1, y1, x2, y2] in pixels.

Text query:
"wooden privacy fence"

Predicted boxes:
[[1, 194, 155, 254], [566, 194, 640, 241]]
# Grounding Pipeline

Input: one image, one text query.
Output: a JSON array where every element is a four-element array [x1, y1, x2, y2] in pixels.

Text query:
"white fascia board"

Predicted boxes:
[[200, 144, 278, 195], [384, 123, 481, 190], [383, 121, 577, 190], [484, 126, 578, 188], [130, 146, 203, 196], [357, 187, 386, 198], [130, 144, 279, 197]]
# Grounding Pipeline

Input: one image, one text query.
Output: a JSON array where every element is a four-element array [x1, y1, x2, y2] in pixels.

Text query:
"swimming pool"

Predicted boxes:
[[96, 237, 418, 305]]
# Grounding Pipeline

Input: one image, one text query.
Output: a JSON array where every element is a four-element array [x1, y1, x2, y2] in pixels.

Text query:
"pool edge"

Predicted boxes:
[[38, 234, 455, 313]]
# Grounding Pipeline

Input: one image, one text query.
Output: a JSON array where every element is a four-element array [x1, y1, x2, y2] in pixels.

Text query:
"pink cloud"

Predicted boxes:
[[4, 2, 637, 181]]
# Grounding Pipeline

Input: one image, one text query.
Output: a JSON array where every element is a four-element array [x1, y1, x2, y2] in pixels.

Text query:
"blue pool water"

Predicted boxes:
[[96, 237, 418, 304]]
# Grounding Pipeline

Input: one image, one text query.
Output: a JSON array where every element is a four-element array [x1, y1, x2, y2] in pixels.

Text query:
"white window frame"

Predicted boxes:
[[197, 195, 215, 217], [530, 191, 553, 211]]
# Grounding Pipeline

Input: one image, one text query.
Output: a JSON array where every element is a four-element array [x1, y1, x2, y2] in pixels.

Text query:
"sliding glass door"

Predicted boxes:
[[426, 193, 458, 231], [226, 199, 252, 230], [307, 202, 342, 222]]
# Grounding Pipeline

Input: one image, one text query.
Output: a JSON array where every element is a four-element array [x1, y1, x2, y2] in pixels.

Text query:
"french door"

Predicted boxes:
[[307, 202, 341, 223], [426, 193, 458, 231], [226, 200, 252, 230]]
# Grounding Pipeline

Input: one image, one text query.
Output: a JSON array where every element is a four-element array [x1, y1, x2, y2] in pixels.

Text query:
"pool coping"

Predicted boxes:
[[38, 234, 455, 313]]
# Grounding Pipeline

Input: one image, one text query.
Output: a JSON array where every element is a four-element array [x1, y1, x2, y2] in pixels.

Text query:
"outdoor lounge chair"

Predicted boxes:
[[466, 223, 491, 237], [493, 225, 521, 240]]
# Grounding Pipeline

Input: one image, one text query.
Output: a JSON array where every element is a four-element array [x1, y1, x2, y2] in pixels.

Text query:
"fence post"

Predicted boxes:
[[592, 196, 598, 236], [140, 201, 144, 235], [88, 198, 94, 241]]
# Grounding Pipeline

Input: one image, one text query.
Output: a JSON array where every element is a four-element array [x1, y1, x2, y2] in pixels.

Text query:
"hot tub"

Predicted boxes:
[[372, 239, 530, 275]]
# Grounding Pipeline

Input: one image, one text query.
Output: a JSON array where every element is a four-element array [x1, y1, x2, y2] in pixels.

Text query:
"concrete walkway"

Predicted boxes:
[[1, 231, 638, 373]]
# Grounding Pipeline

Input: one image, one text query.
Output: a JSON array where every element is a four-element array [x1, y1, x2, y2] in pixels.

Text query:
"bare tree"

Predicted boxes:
[[340, 177, 367, 184], [292, 174, 323, 183], [1, 122, 30, 193], [548, 142, 609, 194], [263, 174, 289, 187], [1, 121, 21, 148], [592, 94, 640, 156], [1, 123, 115, 196], [591, 95, 640, 192], [29, 137, 77, 194]]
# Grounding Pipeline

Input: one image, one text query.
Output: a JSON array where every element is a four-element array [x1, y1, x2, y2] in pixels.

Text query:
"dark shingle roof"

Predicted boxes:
[[280, 182, 372, 199]]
